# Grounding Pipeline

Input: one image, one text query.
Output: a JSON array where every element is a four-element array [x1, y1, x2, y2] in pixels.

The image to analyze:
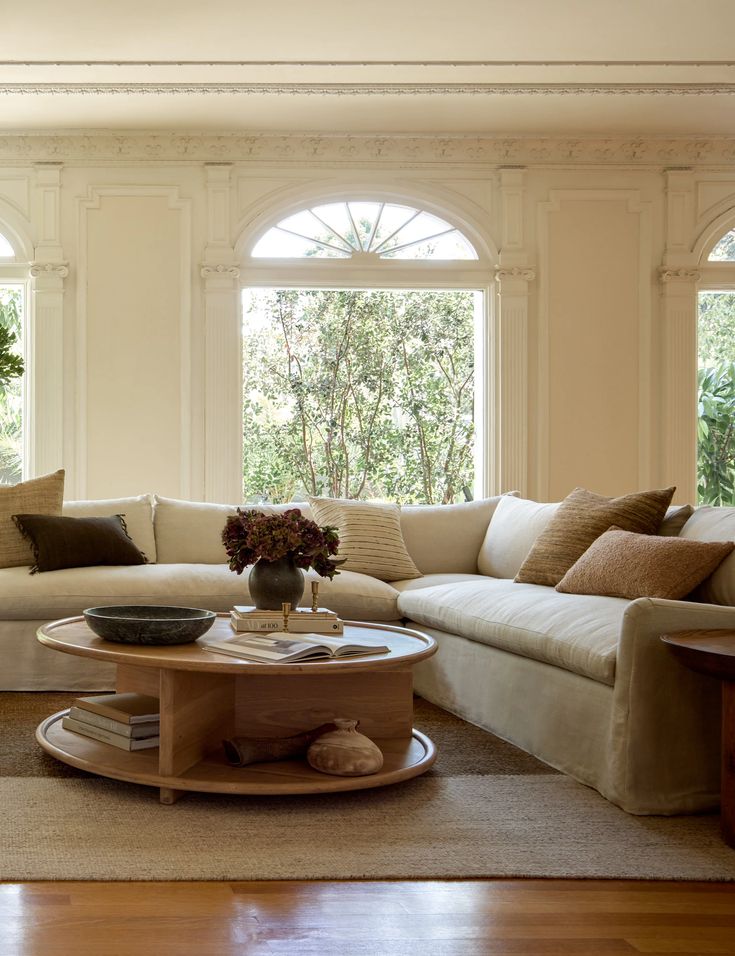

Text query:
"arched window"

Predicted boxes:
[[697, 225, 735, 504], [241, 198, 489, 506], [252, 201, 478, 260], [708, 229, 735, 262]]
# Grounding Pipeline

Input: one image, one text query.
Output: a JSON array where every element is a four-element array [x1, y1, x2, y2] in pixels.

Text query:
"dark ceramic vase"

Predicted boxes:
[[248, 556, 305, 611]]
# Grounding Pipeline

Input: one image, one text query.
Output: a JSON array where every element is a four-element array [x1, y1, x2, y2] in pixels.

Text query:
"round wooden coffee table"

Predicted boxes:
[[36, 615, 437, 804], [661, 629, 735, 847]]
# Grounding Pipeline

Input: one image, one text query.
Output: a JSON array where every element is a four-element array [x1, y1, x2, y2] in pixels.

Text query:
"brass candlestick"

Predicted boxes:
[[311, 581, 319, 612], [281, 602, 291, 632]]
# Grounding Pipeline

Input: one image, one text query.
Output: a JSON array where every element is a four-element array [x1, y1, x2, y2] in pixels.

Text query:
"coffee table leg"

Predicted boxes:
[[723, 681, 735, 848], [157, 670, 235, 804]]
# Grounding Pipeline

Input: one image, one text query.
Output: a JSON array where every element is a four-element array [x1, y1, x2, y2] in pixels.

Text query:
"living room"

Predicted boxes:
[[2, 0, 735, 952]]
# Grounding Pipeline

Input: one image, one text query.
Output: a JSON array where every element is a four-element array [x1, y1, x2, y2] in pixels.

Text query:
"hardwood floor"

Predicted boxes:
[[1, 880, 735, 956]]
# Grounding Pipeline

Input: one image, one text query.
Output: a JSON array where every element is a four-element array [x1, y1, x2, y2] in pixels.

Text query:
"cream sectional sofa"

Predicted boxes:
[[2, 491, 734, 816]]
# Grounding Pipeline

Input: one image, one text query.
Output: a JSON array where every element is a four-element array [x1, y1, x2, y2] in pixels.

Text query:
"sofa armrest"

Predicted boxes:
[[606, 596, 727, 813], [623, 595, 735, 636]]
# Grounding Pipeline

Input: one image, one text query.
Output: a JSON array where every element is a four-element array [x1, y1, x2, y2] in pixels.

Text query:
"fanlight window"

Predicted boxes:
[[0, 232, 13, 257], [709, 229, 735, 261], [251, 202, 477, 260]]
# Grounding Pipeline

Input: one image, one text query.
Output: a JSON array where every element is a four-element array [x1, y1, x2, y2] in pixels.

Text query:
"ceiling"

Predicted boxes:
[[2, 0, 735, 136]]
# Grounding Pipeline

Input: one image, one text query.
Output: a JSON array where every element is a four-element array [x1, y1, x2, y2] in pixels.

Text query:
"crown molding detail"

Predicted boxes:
[[2, 82, 735, 98], [659, 268, 701, 282], [1, 133, 735, 167], [29, 261, 68, 278]]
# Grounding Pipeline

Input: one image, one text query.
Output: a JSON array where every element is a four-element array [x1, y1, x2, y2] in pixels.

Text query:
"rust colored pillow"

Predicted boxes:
[[12, 513, 147, 574], [555, 527, 735, 600], [515, 486, 675, 587]]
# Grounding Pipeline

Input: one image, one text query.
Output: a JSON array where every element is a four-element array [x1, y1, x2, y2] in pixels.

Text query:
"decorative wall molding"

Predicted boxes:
[[659, 268, 701, 283], [536, 189, 653, 497], [29, 261, 68, 278], [75, 185, 192, 498], [1, 133, 735, 167]]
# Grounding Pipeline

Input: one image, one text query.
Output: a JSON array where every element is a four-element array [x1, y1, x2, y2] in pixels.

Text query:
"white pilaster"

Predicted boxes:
[[495, 267, 535, 496], [659, 268, 700, 503], [202, 164, 242, 503], [29, 164, 66, 479]]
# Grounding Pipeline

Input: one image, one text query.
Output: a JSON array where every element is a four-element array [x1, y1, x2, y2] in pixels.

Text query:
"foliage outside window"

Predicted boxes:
[[0, 285, 24, 485], [242, 288, 477, 505]]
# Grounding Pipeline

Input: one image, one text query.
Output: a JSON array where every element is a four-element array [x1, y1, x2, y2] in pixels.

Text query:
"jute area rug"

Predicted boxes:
[[3, 692, 735, 882]]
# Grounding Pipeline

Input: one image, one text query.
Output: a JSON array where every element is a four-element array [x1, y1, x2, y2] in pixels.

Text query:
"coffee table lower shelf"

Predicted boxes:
[[37, 711, 437, 797]]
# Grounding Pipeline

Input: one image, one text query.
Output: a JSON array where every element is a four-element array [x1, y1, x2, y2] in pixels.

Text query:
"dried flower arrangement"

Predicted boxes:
[[222, 508, 340, 578]]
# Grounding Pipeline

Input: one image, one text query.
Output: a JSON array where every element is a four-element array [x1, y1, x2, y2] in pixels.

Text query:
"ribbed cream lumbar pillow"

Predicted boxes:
[[308, 496, 421, 582]]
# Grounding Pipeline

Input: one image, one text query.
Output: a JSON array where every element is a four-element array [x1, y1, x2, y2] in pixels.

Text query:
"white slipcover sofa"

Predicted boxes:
[[2, 491, 733, 816]]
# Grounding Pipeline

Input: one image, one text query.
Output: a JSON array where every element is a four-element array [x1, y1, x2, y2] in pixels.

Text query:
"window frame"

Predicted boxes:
[[0, 235, 30, 482]]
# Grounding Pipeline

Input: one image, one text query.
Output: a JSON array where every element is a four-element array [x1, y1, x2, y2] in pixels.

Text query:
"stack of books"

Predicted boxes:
[[230, 605, 343, 634], [61, 692, 161, 751]]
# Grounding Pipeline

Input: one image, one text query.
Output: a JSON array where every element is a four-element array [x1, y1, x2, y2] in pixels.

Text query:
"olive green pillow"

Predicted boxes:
[[514, 486, 675, 587], [12, 513, 147, 574], [556, 527, 735, 600]]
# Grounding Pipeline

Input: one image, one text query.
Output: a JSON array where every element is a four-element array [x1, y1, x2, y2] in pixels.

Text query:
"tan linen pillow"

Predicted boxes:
[[0, 469, 65, 568], [308, 496, 421, 582], [514, 485, 675, 587], [556, 527, 735, 600]]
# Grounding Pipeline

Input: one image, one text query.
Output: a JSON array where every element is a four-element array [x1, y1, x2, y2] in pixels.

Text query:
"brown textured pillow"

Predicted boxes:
[[12, 514, 147, 574], [0, 469, 65, 568], [515, 486, 675, 587], [555, 527, 735, 600]]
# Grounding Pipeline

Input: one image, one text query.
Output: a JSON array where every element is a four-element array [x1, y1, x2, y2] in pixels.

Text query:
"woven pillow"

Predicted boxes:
[[515, 485, 675, 587], [308, 496, 421, 582], [556, 527, 734, 600], [0, 469, 65, 568], [12, 514, 147, 574]]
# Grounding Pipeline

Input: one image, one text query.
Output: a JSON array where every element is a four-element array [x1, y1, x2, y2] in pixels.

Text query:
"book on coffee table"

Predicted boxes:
[[73, 692, 160, 724], [231, 606, 343, 634], [62, 715, 160, 750], [202, 632, 389, 663]]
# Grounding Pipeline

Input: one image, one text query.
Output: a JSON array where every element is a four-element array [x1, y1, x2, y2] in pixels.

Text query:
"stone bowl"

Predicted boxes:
[[83, 605, 217, 645]]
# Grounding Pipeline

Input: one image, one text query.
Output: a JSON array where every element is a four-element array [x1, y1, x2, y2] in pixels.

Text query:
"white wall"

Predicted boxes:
[[1, 133, 734, 504]]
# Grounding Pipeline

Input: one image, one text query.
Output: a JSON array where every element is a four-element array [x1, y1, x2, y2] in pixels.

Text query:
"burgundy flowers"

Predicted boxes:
[[222, 508, 340, 578]]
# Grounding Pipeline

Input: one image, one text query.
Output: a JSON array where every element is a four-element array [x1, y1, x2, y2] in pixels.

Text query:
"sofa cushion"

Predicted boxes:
[[680, 506, 735, 604], [64, 494, 156, 562], [0, 469, 65, 569], [397, 577, 627, 685], [153, 497, 313, 564], [400, 496, 513, 574], [309, 496, 420, 581], [555, 527, 734, 600], [12, 514, 147, 574], [478, 496, 560, 579], [0, 562, 399, 622], [515, 486, 675, 587]]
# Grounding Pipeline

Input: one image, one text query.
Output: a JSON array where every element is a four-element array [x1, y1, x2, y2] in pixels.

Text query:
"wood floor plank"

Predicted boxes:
[[1, 879, 734, 956]]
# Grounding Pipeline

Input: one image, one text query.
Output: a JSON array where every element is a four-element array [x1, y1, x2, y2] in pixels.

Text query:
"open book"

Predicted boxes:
[[202, 632, 389, 663]]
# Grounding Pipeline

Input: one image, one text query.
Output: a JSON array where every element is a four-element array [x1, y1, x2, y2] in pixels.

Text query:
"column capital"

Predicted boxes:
[[30, 261, 69, 280], [495, 266, 536, 286], [659, 267, 700, 284], [201, 263, 240, 280]]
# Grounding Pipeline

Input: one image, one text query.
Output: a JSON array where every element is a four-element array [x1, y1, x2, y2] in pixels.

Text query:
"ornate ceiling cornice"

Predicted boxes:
[[2, 82, 735, 96], [1, 132, 735, 166]]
